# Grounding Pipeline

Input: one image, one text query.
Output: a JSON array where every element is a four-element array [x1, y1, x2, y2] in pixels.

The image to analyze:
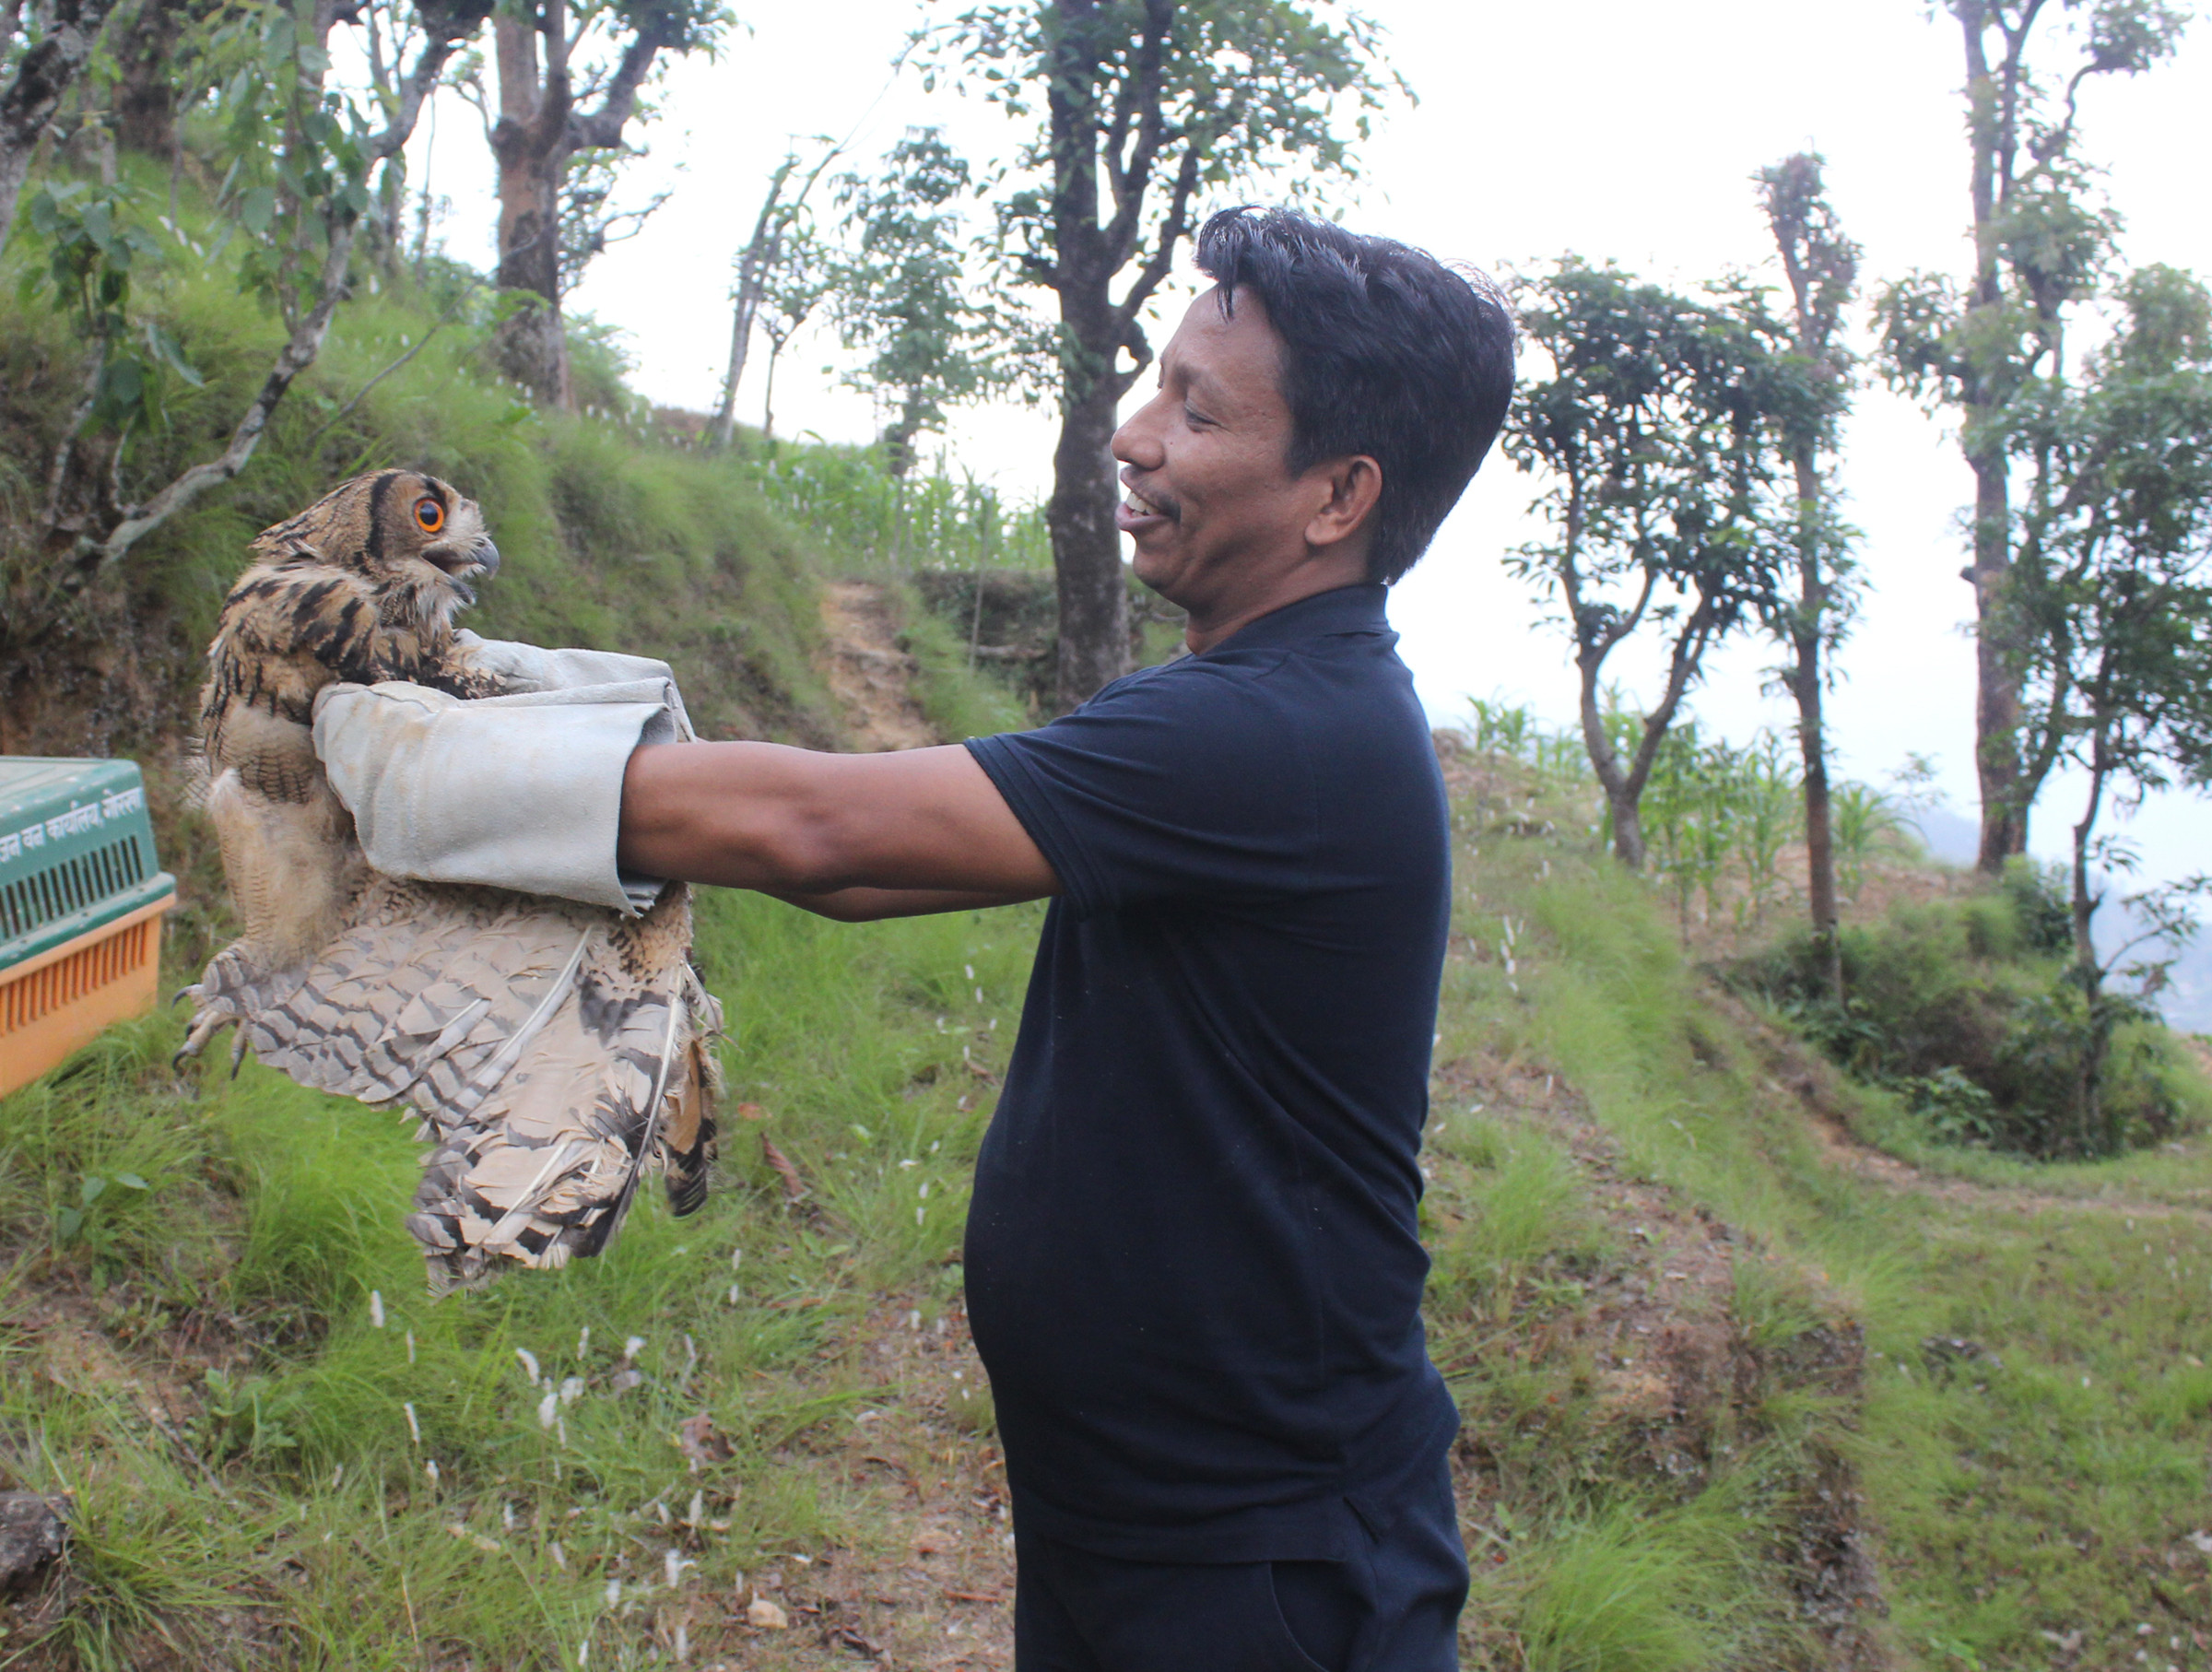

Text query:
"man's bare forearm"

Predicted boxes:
[[617, 739, 1059, 900], [767, 887, 1042, 922]]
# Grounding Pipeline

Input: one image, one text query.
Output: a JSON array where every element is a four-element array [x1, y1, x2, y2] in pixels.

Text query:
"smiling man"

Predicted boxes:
[[313, 206, 1513, 1669]]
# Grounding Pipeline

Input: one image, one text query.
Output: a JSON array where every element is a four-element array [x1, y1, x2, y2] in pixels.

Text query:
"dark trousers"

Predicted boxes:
[[1011, 1459, 1467, 1672]]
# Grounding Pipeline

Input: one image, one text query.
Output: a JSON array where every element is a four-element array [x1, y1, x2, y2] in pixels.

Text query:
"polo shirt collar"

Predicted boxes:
[[1205, 583, 1392, 655]]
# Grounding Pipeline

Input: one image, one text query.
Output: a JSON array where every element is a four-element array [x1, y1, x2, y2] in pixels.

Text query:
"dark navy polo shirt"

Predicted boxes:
[[962, 582, 1456, 1564]]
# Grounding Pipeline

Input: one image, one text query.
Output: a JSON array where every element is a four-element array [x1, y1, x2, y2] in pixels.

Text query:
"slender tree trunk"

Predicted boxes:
[[2069, 728, 2112, 1153], [1049, 371, 1128, 712], [1959, 3, 2030, 873], [1789, 450, 1844, 995], [488, 10, 571, 406], [0, 0, 118, 255], [760, 341, 782, 440], [1576, 649, 1644, 869], [1970, 451, 2026, 869]]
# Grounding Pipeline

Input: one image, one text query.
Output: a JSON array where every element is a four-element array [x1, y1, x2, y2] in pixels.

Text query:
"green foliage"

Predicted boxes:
[[831, 128, 1007, 466], [1514, 1496, 1760, 1672], [1641, 724, 1804, 936], [1731, 877, 2200, 1159], [738, 438, 1051, 577], [18, 179, 202, 435], [1504, 260, 1830, 865]]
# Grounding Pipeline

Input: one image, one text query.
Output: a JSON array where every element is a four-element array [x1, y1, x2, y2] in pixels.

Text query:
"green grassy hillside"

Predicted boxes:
[[8, 723, 2212, 1667]]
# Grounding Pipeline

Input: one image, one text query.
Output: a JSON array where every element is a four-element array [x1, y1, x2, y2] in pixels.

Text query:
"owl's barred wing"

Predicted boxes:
[[406, 960, 690, 1292], [242, 877, 721, 1289]]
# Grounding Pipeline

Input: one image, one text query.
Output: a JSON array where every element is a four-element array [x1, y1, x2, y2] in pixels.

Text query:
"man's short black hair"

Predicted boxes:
[[1194, 206, 1515, 585]]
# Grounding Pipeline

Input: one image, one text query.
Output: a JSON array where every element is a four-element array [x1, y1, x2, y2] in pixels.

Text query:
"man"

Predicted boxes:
[[317, 206, 1514, 1669]]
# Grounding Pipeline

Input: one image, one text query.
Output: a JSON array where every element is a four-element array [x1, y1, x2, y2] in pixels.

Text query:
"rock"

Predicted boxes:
[[0, 1494, 65, 1592], [746, 1595, 789, 1630]]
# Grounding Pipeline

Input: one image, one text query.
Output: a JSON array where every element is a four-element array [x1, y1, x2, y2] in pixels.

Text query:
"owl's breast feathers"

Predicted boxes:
[[200, 559, 505, 793]]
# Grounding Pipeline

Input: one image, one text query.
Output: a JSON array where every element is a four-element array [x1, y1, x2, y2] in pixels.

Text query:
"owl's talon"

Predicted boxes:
[[173, 1005, 231, 1068]]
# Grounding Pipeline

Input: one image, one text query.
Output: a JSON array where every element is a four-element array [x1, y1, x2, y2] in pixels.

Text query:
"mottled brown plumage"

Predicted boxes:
[[181, 469, 723, 1290]]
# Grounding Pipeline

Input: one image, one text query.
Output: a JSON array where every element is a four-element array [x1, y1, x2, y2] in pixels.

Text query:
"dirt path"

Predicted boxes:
[[1712, 986, 2212, 1232], [820, 583, 938, 753]]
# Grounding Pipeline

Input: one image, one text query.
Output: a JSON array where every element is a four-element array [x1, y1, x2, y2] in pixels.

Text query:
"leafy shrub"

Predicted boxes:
[[1730, 877, 2194, 1158]]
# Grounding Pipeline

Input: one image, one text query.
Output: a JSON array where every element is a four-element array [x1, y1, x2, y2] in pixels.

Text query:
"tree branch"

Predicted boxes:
[[568, 16, 668, 151], [1112, 142, 1195, 334], [0, 0, 119, 253], [1100, 0, 1171, 270], [98, 216, 360, 569]]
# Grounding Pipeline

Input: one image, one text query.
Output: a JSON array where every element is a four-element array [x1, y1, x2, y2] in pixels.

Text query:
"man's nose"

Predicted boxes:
[[1111, 392, 1168, 467]]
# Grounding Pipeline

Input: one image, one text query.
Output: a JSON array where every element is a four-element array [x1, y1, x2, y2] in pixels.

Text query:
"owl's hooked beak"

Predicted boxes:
[[426, 536, 500, 581]]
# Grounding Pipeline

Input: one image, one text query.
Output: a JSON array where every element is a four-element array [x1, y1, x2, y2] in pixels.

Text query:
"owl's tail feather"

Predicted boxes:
[[660, 979, 724, 1219]]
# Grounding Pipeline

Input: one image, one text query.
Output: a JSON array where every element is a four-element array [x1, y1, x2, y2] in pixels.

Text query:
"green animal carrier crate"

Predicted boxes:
[[0, 758, 177, 1098]]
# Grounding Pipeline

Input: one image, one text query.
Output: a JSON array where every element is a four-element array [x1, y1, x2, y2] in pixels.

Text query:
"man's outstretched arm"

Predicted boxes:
[[618, 740, 1058, 915]]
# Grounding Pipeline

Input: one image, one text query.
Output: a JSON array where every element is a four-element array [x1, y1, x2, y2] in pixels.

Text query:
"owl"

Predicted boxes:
[[181, 470, 722, 1291]]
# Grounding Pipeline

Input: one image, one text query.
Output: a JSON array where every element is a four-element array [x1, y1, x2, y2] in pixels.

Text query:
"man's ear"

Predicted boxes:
[[1304, 454, 1383, 557]]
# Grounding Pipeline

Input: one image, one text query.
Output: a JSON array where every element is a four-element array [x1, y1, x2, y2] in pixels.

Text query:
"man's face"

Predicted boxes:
[[1112, 288, 1341, 614]]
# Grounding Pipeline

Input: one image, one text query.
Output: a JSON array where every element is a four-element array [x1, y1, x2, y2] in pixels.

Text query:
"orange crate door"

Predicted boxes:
[[0, 895, 174, 1098]]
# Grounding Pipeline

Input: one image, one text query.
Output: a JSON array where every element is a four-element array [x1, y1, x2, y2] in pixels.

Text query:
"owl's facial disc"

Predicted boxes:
[[411, 488, 500, 605]]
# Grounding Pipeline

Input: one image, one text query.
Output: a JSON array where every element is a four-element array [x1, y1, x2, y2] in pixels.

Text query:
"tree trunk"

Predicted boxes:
[[0, 0, 117, 255], [110, 0, 182, 162], [2069, 732, 2112, 1154], [1959, 5, 2029, 875], [1970, 451, 2026, 870], [1790, 451, 1844, 995], [488, 10, 571, 406], [1576, 651, 1646, 869], [1049, 372, 1128, 712]]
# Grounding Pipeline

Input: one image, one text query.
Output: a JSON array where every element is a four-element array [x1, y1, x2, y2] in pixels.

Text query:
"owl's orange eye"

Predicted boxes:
[[414, 496, 445, 534]]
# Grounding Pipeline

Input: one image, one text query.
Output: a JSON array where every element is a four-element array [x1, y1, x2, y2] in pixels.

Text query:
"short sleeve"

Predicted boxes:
[[965, 659, 1316, 920]]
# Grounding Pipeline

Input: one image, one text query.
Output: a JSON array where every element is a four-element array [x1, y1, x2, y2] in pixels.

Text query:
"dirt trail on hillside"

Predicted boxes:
[[820, 583, 938, 752], [1712, 987, 2212, 1232]]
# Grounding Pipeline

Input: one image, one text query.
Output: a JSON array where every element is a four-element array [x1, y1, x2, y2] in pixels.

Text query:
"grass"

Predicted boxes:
[[0, 882, 1042, 1667], [10, 727, 2212, 1666]]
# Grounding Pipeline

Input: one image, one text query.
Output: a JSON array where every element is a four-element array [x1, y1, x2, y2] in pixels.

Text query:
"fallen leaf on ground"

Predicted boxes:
[[761, 1136, 810, 1203], [678, 1413, 732, 1466], [747, 1596, 789, 1630], [736, 1101, 768, 1121]]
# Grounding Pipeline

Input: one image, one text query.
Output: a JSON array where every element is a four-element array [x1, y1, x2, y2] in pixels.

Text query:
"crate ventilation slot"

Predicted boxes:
[[0, 837, 149, 943]]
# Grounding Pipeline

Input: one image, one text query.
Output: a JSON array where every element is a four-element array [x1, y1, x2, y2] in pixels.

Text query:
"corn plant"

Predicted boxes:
[[1731, 732, 1803, 927], [1830, 783, 1904, 901]]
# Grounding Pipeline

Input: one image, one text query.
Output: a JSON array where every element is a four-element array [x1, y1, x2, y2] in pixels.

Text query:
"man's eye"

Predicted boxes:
[[1184, 406, 1213, 428]]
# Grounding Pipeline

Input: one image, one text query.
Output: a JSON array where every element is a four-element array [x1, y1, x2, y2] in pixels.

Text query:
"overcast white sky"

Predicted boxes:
[[403, 0, 2212, 882]]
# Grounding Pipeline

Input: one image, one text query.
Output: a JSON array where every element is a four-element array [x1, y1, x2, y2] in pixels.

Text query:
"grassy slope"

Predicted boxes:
[[1437, 754, 2212, 1672], [14, 734, 2212, 1667]]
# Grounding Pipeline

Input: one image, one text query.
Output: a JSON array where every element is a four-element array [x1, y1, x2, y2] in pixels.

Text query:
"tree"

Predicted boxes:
[[1758, 152, 1859, 995], [938, 0, 1395, 710], [477, 0, 724, 406], [24, 0, 495, 578], [753, 213, 828, 441], [1, 0, 122, 255], [1504, 261, 1810, 870], [707, 144, 836, 452], [832, 126, 1003, 477], [2011, 264, 2212, 1152], [1876, 0, 2185, 874]]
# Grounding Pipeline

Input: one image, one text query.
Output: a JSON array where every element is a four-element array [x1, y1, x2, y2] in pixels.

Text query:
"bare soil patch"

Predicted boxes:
[[819, 585, 938, 754]]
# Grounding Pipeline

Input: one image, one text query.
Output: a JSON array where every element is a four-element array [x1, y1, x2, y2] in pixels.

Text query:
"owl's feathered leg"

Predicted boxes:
[[187, 765, 366, 1066]]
